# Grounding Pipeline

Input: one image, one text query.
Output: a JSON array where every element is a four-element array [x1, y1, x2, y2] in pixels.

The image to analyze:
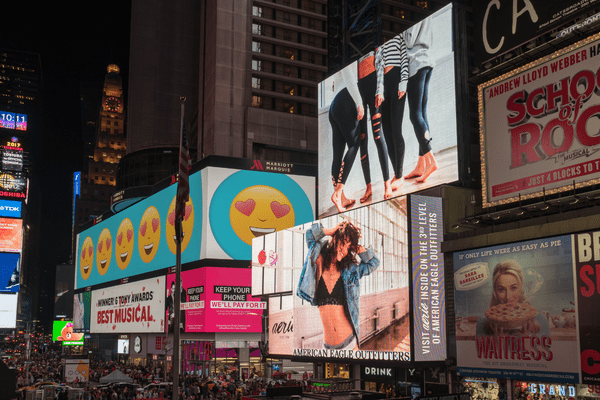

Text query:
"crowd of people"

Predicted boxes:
[[4, 344, 306, 400]]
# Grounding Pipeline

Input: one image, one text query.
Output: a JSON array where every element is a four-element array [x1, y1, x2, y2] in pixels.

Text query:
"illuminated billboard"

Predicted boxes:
[[166, 266, 264, 333], [0, 218, 22, 253], [73, 291, 91, 333], [454, 236, 583, 383], [0, 253, 20, 293], [75, 161, 315, 289], [474, 0, 598, 65], [0, 172, 26, 200], [410, 195, 445, 361], [252, 199, 410, 361], [90, 276, 165, 333], [0, 112, 27, 131], [204, 166, 315, 260], [0, 200, 22, 218], [480, 33, 600, 207], [52, 320, 84, 346], [75, 171, 202, 289], [0, 293, 17, 328], [317, 4, 457, 218]]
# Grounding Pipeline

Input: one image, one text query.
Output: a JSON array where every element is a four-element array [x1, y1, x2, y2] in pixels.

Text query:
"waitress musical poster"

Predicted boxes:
[[453, 236, 579, 383]]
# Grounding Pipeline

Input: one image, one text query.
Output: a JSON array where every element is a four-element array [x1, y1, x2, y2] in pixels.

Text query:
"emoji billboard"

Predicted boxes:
[[75, 172, 202, 289], [205, 166, 315, 260]]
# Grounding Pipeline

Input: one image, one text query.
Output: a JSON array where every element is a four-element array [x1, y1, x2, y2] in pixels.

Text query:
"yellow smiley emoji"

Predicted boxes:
[[96, 228, 112, 275], [165, 196, 195, 254], [115, 218, 135, 270], [138, 206, 161, 263], [230, 185, 295, 245], [80, 237, 94, 280]]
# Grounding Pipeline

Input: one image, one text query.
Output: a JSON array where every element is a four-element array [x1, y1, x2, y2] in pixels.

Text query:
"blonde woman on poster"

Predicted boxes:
[[476, 260, 549, 337], [297, 221, 379, 350]]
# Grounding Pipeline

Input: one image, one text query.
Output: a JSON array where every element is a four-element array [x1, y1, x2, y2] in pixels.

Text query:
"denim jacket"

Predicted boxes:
[[297, 223, 380, 340]]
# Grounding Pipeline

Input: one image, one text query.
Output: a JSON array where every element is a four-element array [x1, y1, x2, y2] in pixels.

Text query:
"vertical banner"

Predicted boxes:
[[574, 231, 600, 384], [411, 195, 446, 361]]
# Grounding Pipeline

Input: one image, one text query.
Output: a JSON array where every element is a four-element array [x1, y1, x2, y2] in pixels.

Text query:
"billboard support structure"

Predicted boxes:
[[172, 98, 185, 400]]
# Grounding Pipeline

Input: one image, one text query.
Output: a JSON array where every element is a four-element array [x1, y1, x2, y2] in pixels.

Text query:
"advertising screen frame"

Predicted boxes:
[[479, 33, 600, 208], [0, 218, 22, 253], [52, 320, 85, 346], [317, 4, 458, 219], [252, 198, 412, 363]]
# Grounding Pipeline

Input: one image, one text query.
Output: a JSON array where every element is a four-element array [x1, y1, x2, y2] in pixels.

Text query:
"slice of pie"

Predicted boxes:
[[485, 302, 538, 329]]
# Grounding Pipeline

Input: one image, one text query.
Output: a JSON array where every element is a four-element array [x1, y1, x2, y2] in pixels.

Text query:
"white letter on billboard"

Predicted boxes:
[[512, 0, 539, 34], [483, 0, 504, 54], [578, 233, 591, 262]]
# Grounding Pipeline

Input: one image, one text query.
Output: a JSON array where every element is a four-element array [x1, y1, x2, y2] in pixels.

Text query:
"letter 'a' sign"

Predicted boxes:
[[479, 33, 600, 207]]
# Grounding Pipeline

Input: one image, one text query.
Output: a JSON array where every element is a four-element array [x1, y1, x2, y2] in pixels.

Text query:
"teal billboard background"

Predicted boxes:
[[75, 172, 202, 289]]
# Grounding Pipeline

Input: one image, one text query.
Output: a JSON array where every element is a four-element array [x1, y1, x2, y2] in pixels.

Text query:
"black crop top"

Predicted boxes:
[[316, 275, 345, 306]]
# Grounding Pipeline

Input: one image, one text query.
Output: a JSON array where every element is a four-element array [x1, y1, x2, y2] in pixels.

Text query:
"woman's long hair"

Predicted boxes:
[[321, 221, 361, 270]]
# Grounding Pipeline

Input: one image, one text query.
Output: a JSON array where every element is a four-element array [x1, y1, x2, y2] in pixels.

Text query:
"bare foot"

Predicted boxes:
[[341, 191, 356, 209], [331, 191, 346, 213], [383, 180, 393, 200], [416, 152, 438, 183], [360, 183, 372, 203], [391, 176, 404, 191], [405, 156, 425, 179]]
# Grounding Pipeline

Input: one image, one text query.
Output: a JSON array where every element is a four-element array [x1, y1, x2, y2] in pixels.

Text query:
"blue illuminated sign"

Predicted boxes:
[[0, 200, 21, 218]]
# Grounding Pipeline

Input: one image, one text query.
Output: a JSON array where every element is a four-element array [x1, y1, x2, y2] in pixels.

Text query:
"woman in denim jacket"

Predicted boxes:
[[297, 221, 380, 350]]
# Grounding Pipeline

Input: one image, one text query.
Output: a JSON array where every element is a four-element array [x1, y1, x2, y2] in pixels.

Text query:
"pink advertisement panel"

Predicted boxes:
[[166, 267, 265, 333]]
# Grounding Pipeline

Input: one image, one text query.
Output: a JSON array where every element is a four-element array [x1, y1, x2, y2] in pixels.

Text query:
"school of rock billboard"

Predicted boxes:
[[454, 230, 600, 384], [164, 267, 264, 333], [90, 276, 165, 333], [252, 199, 411, 362], [479, 33, 600, 207], [317, 4, 457, 218]]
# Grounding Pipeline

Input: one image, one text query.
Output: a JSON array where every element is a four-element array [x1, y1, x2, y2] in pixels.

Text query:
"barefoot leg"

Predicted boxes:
[[331, 184, 346, 213], [341, 191, 356, 209], [405, 156, 425, 179], [383, 180, 393, 200], [390, 176, 404, 191], [416, 151, 438, 183], [360, 183, 372, 203]]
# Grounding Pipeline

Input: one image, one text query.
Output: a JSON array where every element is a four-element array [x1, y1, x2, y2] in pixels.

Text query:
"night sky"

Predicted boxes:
[[1, 2, 132, 325]]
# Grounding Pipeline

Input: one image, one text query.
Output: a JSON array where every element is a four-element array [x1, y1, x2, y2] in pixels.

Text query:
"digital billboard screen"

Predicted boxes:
[[204, 166, 315, 260], [90, 276, 165, 333], [410, 195, 445, 361], [73, 291, 91, 333], [0, 112, 26, 131], [52, 320, 84, 346], [0, 218, 22, 253], [317, 4, 457, 218], [75, 170, 202, 289], [0, 253, 20, 293], [480, 33, 600, 207], [166, 267, 264, 333], [0, 293, 17, 328], [252, 198, 411, 361], [0, 200, 22, 218], [454, 236, 579, 383], [474, 0, 599, 65], [0, 172, 26, 200]]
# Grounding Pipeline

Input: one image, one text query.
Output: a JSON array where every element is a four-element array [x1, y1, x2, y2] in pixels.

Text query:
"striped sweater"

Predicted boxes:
[[375, 34, 409, 99]]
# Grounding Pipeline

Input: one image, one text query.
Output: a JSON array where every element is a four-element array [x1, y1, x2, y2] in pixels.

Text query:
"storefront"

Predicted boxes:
[[359, 366, 449, 398], [361, 366, 396, 394]]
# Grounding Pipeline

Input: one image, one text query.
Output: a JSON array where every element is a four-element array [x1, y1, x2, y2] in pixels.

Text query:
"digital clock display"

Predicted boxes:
[[0, 112, 27, 131]]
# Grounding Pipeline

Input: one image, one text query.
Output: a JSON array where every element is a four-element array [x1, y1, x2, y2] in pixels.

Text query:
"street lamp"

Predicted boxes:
[[248, 312, 269, 380]]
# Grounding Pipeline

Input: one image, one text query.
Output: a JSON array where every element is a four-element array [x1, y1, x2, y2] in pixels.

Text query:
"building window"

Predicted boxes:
[[252, 60, 262, 71], [252, 6, 262, 17], [284, 102, 294, 114], [252, 77, 261, 89], [252, 23, 262, 35], [284, 48, 295, 60], [252, 96, 263, 107], [416, 1, 428, 9], [252, 41, 261, 53]]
